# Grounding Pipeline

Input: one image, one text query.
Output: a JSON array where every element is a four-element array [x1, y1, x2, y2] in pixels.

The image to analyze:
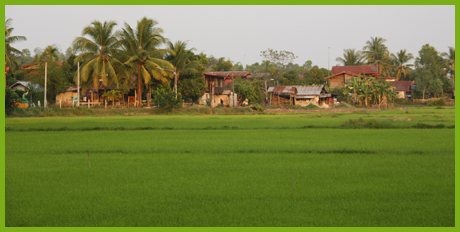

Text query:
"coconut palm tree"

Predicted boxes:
[[165, 40, 202, 99], [118, 17, 174, 105], [335, 49, 365, 66], [5, 18, 27, 72], [363, 37, 392, 76], [441, 46, 455, 80], [72, 20, 123, 92], [391, 49, 414, 80]]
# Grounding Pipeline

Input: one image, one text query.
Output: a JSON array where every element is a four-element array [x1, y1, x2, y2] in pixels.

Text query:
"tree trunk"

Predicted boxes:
[[137, 65, 142, 107], [174, 70, 178, 99]]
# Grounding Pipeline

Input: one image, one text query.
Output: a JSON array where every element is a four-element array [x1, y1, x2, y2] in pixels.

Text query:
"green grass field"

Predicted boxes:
[[4, 108, 455, 226]]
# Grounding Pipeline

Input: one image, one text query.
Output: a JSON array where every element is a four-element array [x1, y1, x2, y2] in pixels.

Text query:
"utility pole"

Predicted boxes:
[[77, 62, 80, 107], [44, 62, 47, 108], [328, 47, 330, 70]]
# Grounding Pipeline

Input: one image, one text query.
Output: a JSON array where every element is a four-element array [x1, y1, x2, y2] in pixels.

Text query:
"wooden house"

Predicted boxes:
[[201, 71, 253, 107], [268, 85, 336, 106], [325, 65, 396, 88]]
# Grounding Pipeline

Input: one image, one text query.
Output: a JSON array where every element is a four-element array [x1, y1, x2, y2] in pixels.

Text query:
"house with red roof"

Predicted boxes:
[[325, 65, 395, 88], [390, 81, 412, 99]]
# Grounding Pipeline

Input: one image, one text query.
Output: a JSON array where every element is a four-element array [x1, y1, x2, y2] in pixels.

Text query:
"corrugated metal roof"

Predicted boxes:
[[9, 81, 43, 91], [204, 71, 253, 78], [267, 86, 296, 95], [296, 85, 324, 96]]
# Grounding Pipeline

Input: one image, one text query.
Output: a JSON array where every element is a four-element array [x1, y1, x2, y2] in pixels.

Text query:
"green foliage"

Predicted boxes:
[[153, 88, 182, 111], [210, 57, 233, 71], [179, 78, 206, 103], [427, 98, 445, 106], [415, 44, 445, 99], [102, 90, 124, 103], [260, 48, 298, 70], [233, 77, 264, 104], [5, 88, 20, 115], [30, 61, 69, 104]]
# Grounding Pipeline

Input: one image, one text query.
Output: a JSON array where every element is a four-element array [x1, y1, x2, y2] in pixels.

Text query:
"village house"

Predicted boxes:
[[201, 71, 253, 107], [325, 65, 396, 88], [389, 81, 412, 99], [55, 86, 79, 107], [268, 85, 336, 107]]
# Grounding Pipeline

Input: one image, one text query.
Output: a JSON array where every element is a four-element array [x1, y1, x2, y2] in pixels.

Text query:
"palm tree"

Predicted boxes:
[[119, 17, 174, 105], [391, 49, 414, 80], [335, 49, 365, 66], [72, 20, 122, 92], [5, 18, 27, 72], [165, 40, 202, 99], [441, 46, 455, 81], [363, 37, 392, 76]]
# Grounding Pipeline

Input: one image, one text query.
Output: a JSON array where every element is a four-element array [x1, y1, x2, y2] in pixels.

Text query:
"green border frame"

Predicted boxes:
[[2, 2, 457, 230]]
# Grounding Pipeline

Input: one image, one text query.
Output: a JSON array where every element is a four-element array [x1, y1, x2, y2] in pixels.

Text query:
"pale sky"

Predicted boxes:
[[5, 5, 456, 69]]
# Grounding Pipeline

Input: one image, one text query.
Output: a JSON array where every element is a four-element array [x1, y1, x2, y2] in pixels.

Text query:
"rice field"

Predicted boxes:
[[4, 108, 455, 226]]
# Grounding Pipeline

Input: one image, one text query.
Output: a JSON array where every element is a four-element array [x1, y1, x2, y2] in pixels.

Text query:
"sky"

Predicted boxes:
[[5, 5, 456, 69]]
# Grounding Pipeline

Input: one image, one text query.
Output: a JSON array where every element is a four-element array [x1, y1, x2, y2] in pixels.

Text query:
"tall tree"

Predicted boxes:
[[73, 20, 123, 92], [363, 37, 392, 76], [165, 40, 202, 98], [415, 44, 444, 99], [441, 46, 455, 81], [391, 49, 414, 80], [335, 49, 365, 66], [5, 18, 27, 72], [260, 48, 298, 70], [119, 17, 174, 104]]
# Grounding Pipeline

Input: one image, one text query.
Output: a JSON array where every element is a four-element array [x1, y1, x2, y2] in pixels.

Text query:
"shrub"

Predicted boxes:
[[5, 88, 20, 116], [427, 98, 445, 106], [153, 89, 183, 112]]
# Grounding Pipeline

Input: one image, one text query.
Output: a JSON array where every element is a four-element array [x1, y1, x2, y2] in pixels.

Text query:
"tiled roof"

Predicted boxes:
[[390, 81, 412, 92], [331, 65, 379, 75]]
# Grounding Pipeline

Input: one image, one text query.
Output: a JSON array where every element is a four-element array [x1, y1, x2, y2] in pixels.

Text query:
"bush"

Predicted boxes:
[[153, 89, 182, 112], [427, 98, 445, 106], [5, 88, 20, 116]]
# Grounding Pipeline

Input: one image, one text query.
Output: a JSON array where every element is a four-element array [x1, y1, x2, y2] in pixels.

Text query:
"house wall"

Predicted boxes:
[[56, 92, 77, 107], [295, 96, 319, 106], [397, 91, 406, 99], [211, 94, 230, 107], [271, 94, 291, 106], [344, 74, 354, 84], [329, 75, 345, 88], [11, 85, 28, 92]]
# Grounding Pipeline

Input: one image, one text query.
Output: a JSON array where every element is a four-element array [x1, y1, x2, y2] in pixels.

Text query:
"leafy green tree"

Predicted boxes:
[[73, 20, 123, 93], [260, 48, 298, 70], [210, 57, 233, 71], [415, 44, 444, 99], [302, 60, 312, 70], [5, 18, 26, 73], [391, 49, 414, 80], [233, 77, 264, 104], [178, 78, 206, 103], [119, 17, 174, 104], [305, 66, 327, 85], [335, 49, 365, 66]]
